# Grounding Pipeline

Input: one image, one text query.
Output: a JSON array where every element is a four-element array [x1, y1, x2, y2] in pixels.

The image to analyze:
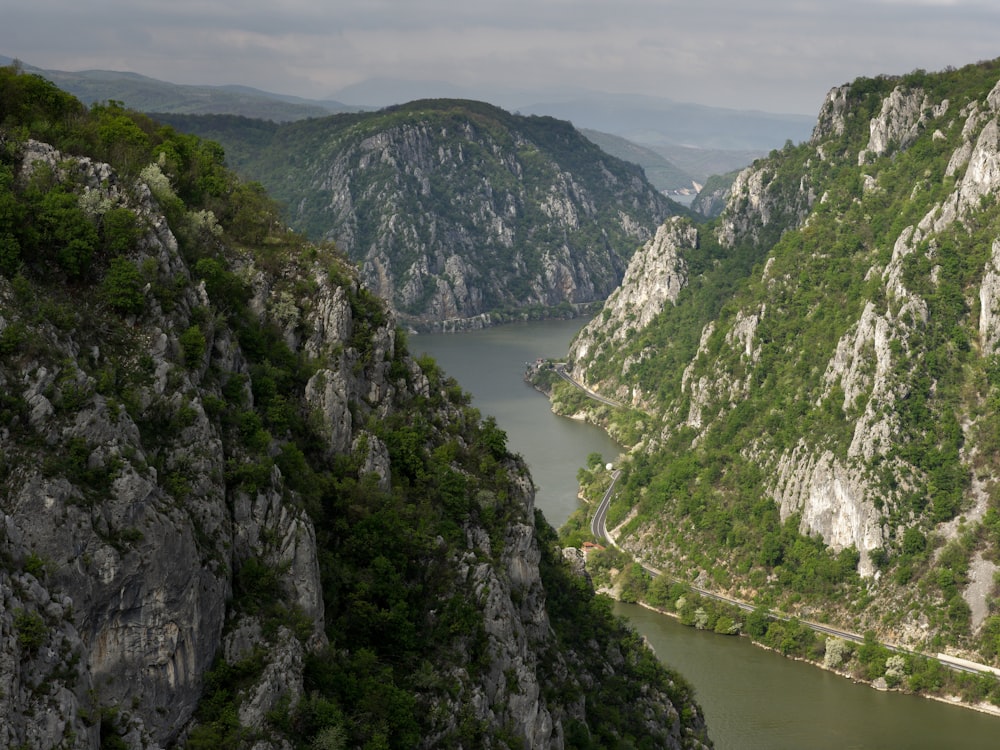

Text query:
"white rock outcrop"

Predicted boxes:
[[569, 217, 695, 391]]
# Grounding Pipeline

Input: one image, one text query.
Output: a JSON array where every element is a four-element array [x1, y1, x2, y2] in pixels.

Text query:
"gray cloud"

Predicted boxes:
[[3, 0, 998, 114]]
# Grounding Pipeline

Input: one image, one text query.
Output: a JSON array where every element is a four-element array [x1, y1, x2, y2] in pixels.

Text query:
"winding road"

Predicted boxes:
[[589, 469, 621, 540], [588, 471, 1000, 677], [575, 383, 1000, 680], [553, 364, 624, 408], [555, 355, 1000, 679]]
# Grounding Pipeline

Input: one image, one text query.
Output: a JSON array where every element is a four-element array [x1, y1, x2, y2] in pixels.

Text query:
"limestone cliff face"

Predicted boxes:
[[777, 75, 1000, 574], [733, 76, 1000, 566], [172, 100, 680, 330], [561, 62, 1000, 649], [568, 217, 696, 407], [319, 108, 675, 328], [858, 87, 949, 164], [0, 140, 339, 748], [715, 156, 815, 250], [0, 132, 710, 749]]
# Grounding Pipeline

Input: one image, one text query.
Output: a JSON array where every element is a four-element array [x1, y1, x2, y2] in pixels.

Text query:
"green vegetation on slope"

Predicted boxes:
[[557, 59, 1000, 669], [155, 100, 690, 325], [0, 65, 710, 749]]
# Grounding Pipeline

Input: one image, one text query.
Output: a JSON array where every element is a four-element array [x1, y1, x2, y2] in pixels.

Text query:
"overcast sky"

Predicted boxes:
[[3, 0, 999, 115]]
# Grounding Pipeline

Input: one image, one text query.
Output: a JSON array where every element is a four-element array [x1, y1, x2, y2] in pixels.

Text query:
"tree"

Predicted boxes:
[[618, 563, 650, 603], [744, 607, 770, 639], [180, 324, 206, 368], [28, 187, 99, 278], [479, 416, 508, 458], [100, 206, 142, 255], [0, 164, 23, 276], [902, 526, 927, 555], [101, 257, 145, 315], [824, 637, 851, 669], [884, 654, 908, 687]]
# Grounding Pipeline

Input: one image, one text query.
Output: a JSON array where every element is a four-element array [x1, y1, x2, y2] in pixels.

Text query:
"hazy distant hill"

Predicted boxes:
[[515, 91, 815, 151], [327, 77, 799, 191], [649, 142, 765, 183], [329, 77, 815, 151], [2, 58, 357, 121], [328, 79, 808, 187], [578, 129, 761, 210], [4, 58, 796, 190], [578, 128, 697, 193], [5, 56, 810, 151]]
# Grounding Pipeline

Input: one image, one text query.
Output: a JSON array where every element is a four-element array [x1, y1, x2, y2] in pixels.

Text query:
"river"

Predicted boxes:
[[414, 317, 621, 529], [414, 318, 1000, 749]]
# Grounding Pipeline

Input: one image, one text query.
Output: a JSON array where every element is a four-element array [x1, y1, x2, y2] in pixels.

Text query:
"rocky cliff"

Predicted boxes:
[[557, 59, 1000, 662], [156, 102, 682, 330], [0, 69, 710, 749], [568, 217, 695, 410]]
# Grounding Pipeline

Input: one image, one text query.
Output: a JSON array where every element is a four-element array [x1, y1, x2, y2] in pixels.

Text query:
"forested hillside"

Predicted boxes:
[[549, 59, 1000, 694], [156, 102, 685, 329], [0, 65, 711, 750]]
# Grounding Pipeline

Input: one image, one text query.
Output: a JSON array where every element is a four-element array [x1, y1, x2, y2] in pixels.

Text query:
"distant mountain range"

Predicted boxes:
[[323, 76, 815, 152], [2, 56, 812, 165], [0, 56, 359, 121]]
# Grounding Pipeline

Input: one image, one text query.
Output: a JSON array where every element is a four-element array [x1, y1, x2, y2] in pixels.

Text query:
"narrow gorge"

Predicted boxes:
[[0, 68, 711, 749]]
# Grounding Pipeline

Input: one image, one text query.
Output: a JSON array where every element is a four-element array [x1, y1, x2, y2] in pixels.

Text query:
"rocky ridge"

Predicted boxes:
[[158, 102, 681, 330], [569, 217, 695, 409], [0, 74, 710, 750], [558, 61, 1000, 656]]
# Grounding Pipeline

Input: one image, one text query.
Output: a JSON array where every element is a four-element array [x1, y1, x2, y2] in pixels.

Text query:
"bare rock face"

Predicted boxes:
[[606, 220, 694, 339], [979, 239, 1000, 351], [0, 135, 711, 750], [716, 160, 815, 250], [769, 82, 997, 569], [0, 142, 358, 748], [466, 517, 556, 747], [1, 147, 236, 749], [277, 102, 677, 329], [771, 448, 885, 576], [858, 86, 949, 164], [811, 85, 852, 141], [569, 217, 696, 399]]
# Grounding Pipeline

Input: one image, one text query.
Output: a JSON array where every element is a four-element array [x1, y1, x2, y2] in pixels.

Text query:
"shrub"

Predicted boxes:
[[101, 257, 145, 314], [14, 608, 47, 653], [100, 207, 142, 255], [179, 324, 206, 368], [0, 321, 27, 356], [824, 637, 851, 669], [36, 188, 99, 278]]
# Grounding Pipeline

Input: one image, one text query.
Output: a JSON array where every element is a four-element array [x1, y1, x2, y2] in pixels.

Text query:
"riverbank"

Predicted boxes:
[[417, 317, 1000, 746], [545, 351, 1000, 719], [588, 561, 1000, 720], [641, 600, 1000, 718]]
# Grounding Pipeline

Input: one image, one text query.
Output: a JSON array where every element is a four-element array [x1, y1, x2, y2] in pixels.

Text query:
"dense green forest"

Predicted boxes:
[[0, 65, 710, 749]]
